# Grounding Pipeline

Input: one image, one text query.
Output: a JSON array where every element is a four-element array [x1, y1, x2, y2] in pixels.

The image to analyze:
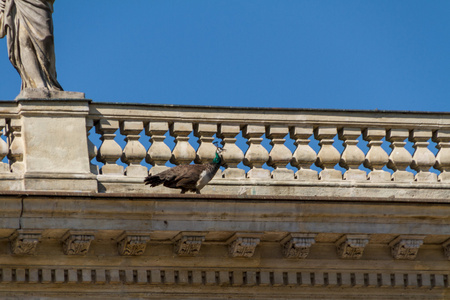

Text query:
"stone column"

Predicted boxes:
[[16, 93, 97, 192]]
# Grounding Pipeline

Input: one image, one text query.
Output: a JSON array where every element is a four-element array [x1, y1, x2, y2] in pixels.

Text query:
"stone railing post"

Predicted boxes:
[[170, 122, 196, 165], [145, 121, 171, 175], [363, 128, 390, 182], [266, 125, 293, 180], [243, 125, 270, 179], [409, 130, 437, 182], [217, 124, 245, 179], [314, 127, 341, 180], [433, 130, 450, 182], [120, 121, 147, 177], [96, 119, 123, 176], [16, 96, 97, 192], [338, 128, 366, 181], [386, 129, 413, 182], [290, 126, 317, 181], [194, 123, 220, 177]]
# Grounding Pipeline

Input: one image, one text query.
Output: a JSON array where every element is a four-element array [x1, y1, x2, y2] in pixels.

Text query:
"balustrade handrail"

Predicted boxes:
[[89, 102, 450, 129]]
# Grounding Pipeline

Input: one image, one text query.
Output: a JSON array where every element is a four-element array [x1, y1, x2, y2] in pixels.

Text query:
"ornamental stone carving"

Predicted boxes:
[[9, 230, 42, 255], [173, 232, 206, 256], [389, 235, 425, 260], [227, 233, 261, 258], [280, 233, 316, 259], [335, 235, 370, 259], [62, 231, 95, 256], [116, 232, 151, 256]]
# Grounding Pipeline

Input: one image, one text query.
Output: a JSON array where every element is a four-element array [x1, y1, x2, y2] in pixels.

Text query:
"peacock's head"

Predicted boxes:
[[213, 142, 225, 164]]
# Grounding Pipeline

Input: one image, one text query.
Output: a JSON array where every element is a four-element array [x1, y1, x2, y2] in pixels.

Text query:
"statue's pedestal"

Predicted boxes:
[[15, 88, 85, 100], [15, 89, 97, 192]]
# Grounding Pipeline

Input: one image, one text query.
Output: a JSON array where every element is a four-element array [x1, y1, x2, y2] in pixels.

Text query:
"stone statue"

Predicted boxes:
[[0, 0, 72, 98]]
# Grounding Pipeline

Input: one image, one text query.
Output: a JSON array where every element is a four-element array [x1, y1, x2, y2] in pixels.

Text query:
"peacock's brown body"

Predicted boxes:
[[144, 149, 223, 194]]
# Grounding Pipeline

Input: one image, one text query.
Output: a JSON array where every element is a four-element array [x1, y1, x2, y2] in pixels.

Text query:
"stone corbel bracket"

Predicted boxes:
[[335, 234, 370, 259], [227, 233, 263, 258], [172, 232, 207, 256], [389, 235, 425, 260], [116, 231, 151, 256], [280, 233, 316, 259], [9, 229, 42, 255], [62, 231, 96, 256], [441, 238, 450, 260]]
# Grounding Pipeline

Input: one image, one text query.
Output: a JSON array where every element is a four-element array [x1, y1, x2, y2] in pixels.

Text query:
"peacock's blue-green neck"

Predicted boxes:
[[212, 153, 221, 164]]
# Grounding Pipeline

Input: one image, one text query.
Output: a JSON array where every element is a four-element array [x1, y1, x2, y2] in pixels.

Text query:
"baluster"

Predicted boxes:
[[433, 130, 450, 182], [243, 125, 270, 179], [86, 119, 98, 175], [217, 124, 245, 179], [0, 119, 9, 173], [120, 121, 147, 177], [266, 125, 293, 180], [409, 129, 437, 182], [363, 128, 390, 182], [145, 122, 171, 175], [96, 119, 123, 175], [338, 128, 366, 181], [314, 127, 341, 180], [289, 126, 317, 181], [386, 129, 413, 182], [194, 123, 221, 177], [7, 119, 24, 174], [170, 122, 196, 165]]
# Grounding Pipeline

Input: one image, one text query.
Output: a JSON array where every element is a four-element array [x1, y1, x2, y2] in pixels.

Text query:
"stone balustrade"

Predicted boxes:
[[86, 102, 450, 197], [0, 99, 450, 197]]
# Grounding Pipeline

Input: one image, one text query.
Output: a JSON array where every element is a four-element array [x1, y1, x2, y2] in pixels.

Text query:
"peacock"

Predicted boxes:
[[144, 146, 224, 194]]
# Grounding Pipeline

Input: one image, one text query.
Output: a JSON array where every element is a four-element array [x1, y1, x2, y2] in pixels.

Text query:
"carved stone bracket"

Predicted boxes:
[[335, 234, 370, 259], [389, 235, 425, 260], [116, 231, 151, 256], [442, 239, 450, 260], [62, 231, 95, 256], [227, 233, 262, 258], [9, 230, 42, 255], [280, 233, 316, 259], [172, 232, 207, 256]]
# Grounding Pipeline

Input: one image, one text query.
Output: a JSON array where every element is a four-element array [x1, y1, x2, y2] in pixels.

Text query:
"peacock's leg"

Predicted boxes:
[[196, 190, 201, 194]]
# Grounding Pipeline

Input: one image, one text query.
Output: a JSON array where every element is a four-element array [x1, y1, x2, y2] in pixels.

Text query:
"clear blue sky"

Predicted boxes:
[[1, 0, 449, 112]]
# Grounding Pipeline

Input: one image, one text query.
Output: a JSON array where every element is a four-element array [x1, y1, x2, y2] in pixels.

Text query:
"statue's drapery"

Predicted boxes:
[[0, 0, 62, 91]]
